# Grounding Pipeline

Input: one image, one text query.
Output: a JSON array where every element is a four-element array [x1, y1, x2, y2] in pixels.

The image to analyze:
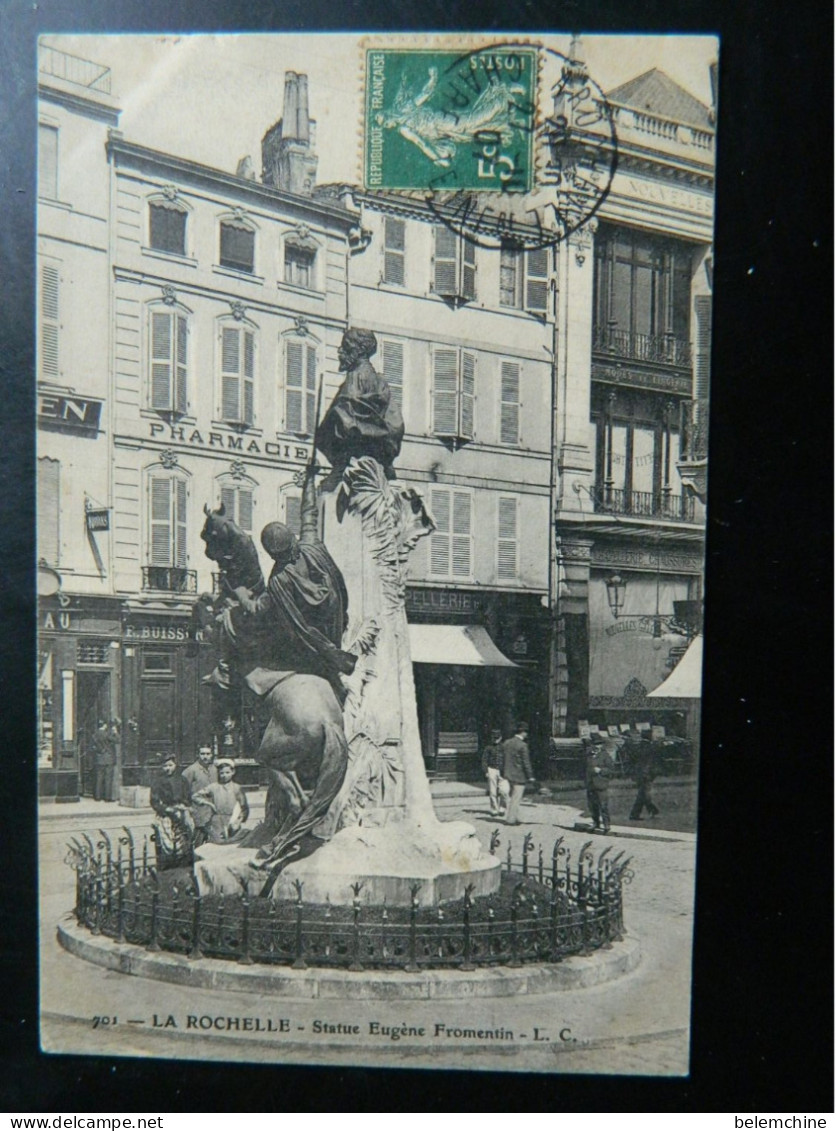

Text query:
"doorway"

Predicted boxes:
[[76, 670, 110, 796]]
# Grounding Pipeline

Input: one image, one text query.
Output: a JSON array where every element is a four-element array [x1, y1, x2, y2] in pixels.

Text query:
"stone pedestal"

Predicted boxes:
[[195, 458, 501, 905]]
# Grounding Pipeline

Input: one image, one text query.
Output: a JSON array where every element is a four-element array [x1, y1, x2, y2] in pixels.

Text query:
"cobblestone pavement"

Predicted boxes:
[[38, 786, 697, 1077]]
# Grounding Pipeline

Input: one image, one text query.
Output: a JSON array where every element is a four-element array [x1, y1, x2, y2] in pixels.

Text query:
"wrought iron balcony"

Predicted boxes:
[[142, 566, 198, 594], [595, 486, 697, 523], [593, 324, 692, 369], [38, 45, 111, 93]]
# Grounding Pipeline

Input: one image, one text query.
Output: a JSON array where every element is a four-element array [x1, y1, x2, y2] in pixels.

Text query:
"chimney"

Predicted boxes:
[[262, 70, 319, 195]]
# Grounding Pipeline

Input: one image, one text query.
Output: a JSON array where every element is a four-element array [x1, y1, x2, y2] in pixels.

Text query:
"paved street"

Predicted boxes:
[[38, 782, 697, 1076]]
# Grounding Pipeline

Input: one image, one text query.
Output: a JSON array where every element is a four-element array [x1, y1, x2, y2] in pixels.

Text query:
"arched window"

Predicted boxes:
[[143, 465, 194, 593], [219, 213, 256, 274], [217, 318, 257, 427], [216, 474, 257, 536], [282, 226, 320, 290], [148, 193, 190, 257], [147, 302, 190, 415]]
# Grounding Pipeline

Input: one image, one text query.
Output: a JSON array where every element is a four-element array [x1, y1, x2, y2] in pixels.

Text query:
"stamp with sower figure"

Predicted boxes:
[[363, 39, 618, 252]]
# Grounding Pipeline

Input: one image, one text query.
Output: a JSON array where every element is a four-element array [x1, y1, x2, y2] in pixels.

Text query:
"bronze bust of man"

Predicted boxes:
[[315, 327, 404, 483]]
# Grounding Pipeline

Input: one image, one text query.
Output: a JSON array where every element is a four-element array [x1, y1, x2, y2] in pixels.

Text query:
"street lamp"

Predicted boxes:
[[605, 574, 627, 619]]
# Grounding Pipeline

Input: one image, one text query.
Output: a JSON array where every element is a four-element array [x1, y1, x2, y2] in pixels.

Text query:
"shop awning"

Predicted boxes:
[[647, 635, 703, 698], [408, 624, 518, 667]]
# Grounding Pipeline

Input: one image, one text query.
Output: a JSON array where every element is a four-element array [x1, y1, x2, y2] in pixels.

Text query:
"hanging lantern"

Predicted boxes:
[[605, 574, 626, 619]]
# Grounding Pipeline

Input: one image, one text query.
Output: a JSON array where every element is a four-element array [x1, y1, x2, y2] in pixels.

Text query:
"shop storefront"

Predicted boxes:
[[406, 586, 550, 780], [38, 594, 124, 801]]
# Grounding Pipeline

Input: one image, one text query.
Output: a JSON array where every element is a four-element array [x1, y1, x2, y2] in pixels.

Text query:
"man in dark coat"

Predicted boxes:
[[501, 722, 535, 826], [151, 754, 194, 868], [91, 720, 115, 801], [628, 734, 660, 819], [315, 328, 404, 483], [585, 735, 612, 833]]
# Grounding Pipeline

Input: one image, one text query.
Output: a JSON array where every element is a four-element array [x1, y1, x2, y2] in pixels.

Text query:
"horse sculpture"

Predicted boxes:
[[199, 496, 353, 895]]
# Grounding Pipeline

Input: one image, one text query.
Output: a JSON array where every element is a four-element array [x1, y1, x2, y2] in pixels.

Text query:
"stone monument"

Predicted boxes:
[[195, 328, 500, 906]]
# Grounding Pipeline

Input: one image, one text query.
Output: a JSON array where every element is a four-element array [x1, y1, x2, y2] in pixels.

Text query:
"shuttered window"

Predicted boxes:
[[40, 262, 60, 380], [149, 309, 188, 413], [37, 457, 60, 566], [500, 360, 521, 445], [429, 488, 472, 579], [285, 339, 317, 434], [39, 124, 58, 200], [525, 248, 550, 315], [284, 246, 315, 288], [219, 484, 254, 534], [432, 347, 477, 441], [219, 222, 255, 273], [149, 204, 187, 255], [380, 338, 404, 410], [497, 496, 518, 581], [220, 325, 254, 426], [383, 217, 405, 286], [694, 294, 712, 400], [150, 475, 188, 567], [433, 227, 477, 301]]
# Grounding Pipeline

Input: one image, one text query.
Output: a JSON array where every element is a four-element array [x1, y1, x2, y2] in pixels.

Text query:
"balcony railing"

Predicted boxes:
[[593, 325, 692, 369], [39, 45, 111, 93], [595, 486, 697, 523], [142, 566, 197, 594]]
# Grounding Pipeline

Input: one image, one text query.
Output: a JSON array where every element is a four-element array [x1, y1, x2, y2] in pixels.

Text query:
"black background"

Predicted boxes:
[[1, 0, 832, 1113]]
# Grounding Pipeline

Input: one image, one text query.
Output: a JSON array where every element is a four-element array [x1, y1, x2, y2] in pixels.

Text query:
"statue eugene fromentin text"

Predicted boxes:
[[197, 327, 500, 905]]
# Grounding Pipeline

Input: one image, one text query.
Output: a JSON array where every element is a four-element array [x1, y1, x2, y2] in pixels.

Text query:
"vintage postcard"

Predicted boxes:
[[37, 31, 715, 1076]]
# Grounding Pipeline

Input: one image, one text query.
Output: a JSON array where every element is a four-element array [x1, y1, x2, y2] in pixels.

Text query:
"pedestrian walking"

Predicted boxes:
[[628, 734, 660, 819], [481, 729, 508, 816], [501, 722, 535, 826], [585, 735, 612, 833]]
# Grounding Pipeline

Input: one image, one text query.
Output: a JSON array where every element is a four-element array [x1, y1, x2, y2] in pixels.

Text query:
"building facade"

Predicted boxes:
[[549, 58, 713, 745], [37, 42, 713, 798]]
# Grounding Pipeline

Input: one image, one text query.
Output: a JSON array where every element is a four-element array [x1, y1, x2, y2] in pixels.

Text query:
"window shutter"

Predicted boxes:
[[305, 344, 317, 435], [462, 238, 477, 301], [150, 477, 172, 565], [460, 351, 476, 439], [37, 457, 60, 566], [220, 485, 237, 519], [285, 340, 304, 433], [285, 494, 302, 534], [175, 315, 188, 413], [40, 263, 60, 379], [432, 348, 458, 435], [221, 327, 241, 421], [174, 478, 188, 568], [525, 247, 549, 314], [237, 488, 253, 534], [39, 124, 58, 200], [433, 227, 458, 296], [694, 295, 712, 399], [451, 491, 472, 578], [150, 311, 173, 410], [500, 361, 520, 445], [497, 496, 518, 580], [383, 216, 405, 286], [429, 488, 451, 577], [243, 331, 255, 425], [381, 339, 404, 409]]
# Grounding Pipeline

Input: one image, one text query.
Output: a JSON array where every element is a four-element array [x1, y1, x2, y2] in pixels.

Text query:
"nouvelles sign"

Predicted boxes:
[[38, 392, 103, 434]]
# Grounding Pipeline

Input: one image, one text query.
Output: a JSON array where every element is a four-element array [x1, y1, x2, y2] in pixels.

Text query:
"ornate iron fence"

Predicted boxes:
[[65, 827, 632, 971]]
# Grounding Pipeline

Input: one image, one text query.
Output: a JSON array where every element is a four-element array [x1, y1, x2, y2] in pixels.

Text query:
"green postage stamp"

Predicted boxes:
[[364, 46, 538, 192]]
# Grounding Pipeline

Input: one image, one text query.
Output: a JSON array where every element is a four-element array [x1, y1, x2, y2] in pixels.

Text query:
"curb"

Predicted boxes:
[[57, 917, 641, 1001]]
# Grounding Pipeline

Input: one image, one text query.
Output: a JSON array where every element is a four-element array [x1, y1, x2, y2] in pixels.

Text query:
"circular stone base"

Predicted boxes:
[[195, 820, 502, 907], [57, 917, 641, 1000]]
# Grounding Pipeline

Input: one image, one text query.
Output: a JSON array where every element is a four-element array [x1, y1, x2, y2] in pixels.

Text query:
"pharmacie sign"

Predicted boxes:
[[148, 422, 310, 461]]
